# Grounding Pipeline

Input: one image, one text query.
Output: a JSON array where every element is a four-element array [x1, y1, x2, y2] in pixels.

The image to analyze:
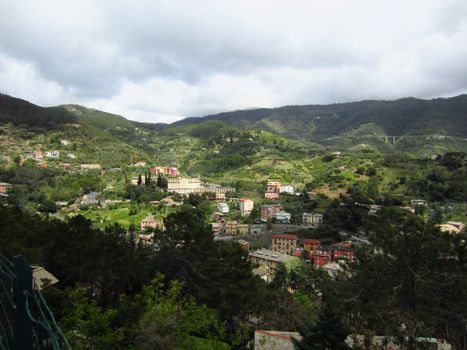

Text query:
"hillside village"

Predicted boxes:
[[2, 0, 467, 346], [1, 94, 466, 350], [2, 143, 465, 287]]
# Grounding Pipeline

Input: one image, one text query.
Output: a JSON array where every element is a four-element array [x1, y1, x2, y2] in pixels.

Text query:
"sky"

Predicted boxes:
[[1, 0, 467, 123]]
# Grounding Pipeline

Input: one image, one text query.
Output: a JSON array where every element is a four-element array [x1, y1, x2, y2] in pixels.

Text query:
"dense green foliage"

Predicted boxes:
[[173, 95, 467, 147], [0, 93, 78, 129]]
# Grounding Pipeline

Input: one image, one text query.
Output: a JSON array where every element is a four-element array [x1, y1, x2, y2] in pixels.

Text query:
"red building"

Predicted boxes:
[[303, 239, 321, 254], [331, 243, 354, 261], [312, 243, 354, 267], [312, 246, 333, 266], [261, 204, 283, 222], [150, 166, 180, 177]]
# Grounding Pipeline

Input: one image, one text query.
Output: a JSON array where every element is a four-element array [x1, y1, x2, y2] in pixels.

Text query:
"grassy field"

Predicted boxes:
[[72, 203, 170, 229]]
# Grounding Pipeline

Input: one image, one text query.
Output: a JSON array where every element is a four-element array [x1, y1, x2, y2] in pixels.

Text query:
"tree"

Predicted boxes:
[[60, 287, 124, 350], [153, 208, 266, 331], [133, 276, 229, 350], [157, 174, 168, 190], [146, 172, 152, 187], [295, 303, 350, 350], [137, 174, 143, 186], [339, 208, 467, 349], [39, 199, 57, 216]]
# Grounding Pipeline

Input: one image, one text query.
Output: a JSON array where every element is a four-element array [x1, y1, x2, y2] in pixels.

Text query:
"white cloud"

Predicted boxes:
[[1, 0, 467, 123]]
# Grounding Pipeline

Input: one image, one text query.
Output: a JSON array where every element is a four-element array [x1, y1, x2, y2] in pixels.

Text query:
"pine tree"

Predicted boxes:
[[295, 303, 350, 350]]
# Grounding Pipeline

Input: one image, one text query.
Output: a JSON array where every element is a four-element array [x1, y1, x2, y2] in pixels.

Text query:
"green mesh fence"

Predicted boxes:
[[0, 253, 71, 350]]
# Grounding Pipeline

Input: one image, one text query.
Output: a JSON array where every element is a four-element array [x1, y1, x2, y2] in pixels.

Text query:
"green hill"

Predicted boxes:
[[172, 95, 467, 140], [0, 93, 78, 129]]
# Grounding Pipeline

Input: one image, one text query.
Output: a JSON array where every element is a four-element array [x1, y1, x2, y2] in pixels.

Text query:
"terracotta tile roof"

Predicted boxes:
[[303, 239, 321, 244]]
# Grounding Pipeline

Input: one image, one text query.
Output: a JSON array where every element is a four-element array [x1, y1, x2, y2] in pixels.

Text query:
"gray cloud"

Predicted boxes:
[[1, 0, 467, 123]]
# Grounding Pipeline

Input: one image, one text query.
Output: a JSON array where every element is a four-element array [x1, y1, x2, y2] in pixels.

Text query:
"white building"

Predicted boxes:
[[167, 177, 202, 195], [303, 212, 323, 228], [280, 185, 294, 194], [239, 198, 254, 215], [60, 140, 69, 146], [275, 211, 291, 223], [44, 150, 60, 158], [216, 202, 229, 214], [81, 192, 100, 205]]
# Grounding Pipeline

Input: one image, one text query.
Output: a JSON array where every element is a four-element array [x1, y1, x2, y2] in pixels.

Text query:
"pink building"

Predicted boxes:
[[264, 192, 280, 200], [140, 216, 157, 231]]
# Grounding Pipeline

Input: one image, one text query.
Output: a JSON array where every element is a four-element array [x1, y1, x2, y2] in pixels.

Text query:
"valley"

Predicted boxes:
[[0, 93, 466, 349]]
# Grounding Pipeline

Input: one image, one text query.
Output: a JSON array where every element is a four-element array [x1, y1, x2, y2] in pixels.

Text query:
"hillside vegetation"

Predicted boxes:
[[170, 95, 467, 151]]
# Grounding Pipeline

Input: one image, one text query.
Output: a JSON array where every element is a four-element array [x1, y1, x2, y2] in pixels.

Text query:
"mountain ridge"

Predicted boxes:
[[172, 95, 467, 140], [1, 92, 466, 144]]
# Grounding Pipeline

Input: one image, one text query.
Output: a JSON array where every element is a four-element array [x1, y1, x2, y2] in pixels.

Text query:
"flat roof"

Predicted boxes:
[[249, 249, 298, 263]]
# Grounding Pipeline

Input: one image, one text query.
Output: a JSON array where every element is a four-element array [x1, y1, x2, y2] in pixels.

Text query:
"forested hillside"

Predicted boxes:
[[172, 95, 467, 141]]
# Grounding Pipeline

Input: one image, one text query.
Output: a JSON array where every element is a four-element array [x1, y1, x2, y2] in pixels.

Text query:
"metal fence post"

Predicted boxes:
[[13, 255, 33, 350]]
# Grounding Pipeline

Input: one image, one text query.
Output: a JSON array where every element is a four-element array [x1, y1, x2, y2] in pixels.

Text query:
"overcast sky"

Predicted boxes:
[[1, 0, 467, 123]]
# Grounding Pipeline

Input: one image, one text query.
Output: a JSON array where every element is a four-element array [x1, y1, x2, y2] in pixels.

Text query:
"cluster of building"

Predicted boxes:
[[216, 198, 253, 216], [23, 150, 60, 160], [261, 204, 291, 223], [249, 249, 300, 283], [269, 234, 354, 266], [248, 227, 355, 283], [129, 163, 181, 178], [167, 177, 235, 200], [20, 150, 64, 168], [260, 204, 323, 226], [212, 221, 250, 236], [264, 181, 294, 199]]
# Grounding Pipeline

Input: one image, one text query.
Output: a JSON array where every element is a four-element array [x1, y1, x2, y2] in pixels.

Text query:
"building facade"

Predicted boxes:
[[264, 192, 280, 200], [302, 212, 323, 228], [239, 198, 254, 215], [216, 202, 229, 214], [266, 181, 281, 193], [150, 166, 180, 177], [140, 216, 157, 231], [81, 192, 100, 205], [261, 204, 283, 222], [271, 234, 297, 255], [167, 177, 202, 194], [280, 185, 294, 194], [303, 239, 321, 254], [275, 211, 291, 223]]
